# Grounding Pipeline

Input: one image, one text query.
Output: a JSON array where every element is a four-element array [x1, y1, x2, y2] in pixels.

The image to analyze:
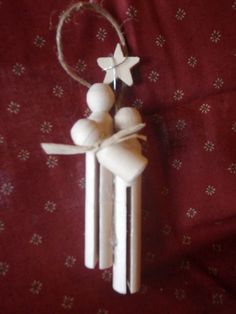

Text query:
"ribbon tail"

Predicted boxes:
[[102, 123, 146, 147], [41, 143, 92, 155]]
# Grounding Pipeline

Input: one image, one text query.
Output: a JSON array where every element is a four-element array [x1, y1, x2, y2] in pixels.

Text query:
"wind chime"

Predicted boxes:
[[41, 1, 148, 294]]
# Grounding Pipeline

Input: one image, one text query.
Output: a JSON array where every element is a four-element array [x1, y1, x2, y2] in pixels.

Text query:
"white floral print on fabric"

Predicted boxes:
[[232, 122, 236, 132], [205, 185, 216, 196], [0, 135, 4, 144], [182, 235, 192, 245], [155, 35, 166, 48], [126, 5, 138, 19], [30, 234, 42, 246], [210, 30, 221, 43], [186, 208, 197, 219], [75, 59, 87, 74], [187, 56, 197, 68], [46, 156, 58, 168], [227, 163, 236, 174], [172, 159, 182, 170], [62, 296, 74, 309], [162, 224, 172, 236], [34, 35, 46, 48], [102, 269, 112, 282], [0, 220, 5, 232], [30, 280, 43, 294], [233, 0, 236, 10], [175, 8, 186, 21], [148, 70, 159, 83], [175, 288, 186, 300], [12, 63, 25, 76], [96, 28, 107, 41], [40, 121, 53, 134], [52, 85, 64, 98], [173, 89, 184, 101], [213, 77, 224, 89], [7, 101, 20, 114], [204, 141, 215, 152], [65, 256, 76, 268], [44, 200, 56, 213], [132, 98, 144, 110], [199, 103, 211, 114], [212, 293, 223, 305], [0, 182, 14, 195], [0, 262, 9, 276], [176, 119, 186, 130], [17, 149, 30, 161]]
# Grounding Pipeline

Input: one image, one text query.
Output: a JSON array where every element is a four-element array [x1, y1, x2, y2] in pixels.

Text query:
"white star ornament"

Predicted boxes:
[[97, 43, 140, 86]]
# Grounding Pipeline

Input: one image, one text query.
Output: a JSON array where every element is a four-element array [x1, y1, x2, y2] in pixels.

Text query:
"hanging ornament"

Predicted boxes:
[[41, 1, 148, 295]]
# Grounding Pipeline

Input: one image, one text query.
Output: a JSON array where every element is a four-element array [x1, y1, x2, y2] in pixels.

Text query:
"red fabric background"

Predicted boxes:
[[0, 0, 236, 313]]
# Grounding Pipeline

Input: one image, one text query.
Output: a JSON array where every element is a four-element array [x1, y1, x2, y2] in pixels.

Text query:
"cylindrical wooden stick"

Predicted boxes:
[[112, 176, 127, 294]]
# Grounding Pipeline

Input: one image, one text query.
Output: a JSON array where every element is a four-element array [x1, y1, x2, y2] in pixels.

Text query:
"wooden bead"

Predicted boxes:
[[86, 83, 115, 112], [70, 119, 101, 146], [114, 107, 142, 130]]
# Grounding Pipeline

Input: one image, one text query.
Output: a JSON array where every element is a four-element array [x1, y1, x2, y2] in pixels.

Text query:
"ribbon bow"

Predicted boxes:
[[41, 123, 146, 156]]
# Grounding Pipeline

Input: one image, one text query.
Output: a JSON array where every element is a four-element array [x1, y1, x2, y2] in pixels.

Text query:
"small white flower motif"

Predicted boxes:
[[228, 163, 236, 174], [34, 35, 46, 48], [212, 293, 223, 305], [182, 235, 191, 245], [52, 85, 64, 98], [175, 288, 186, 300], [40, 121, 53, 134], [232, 122, 236, 132], [30, 280, 43, 295], [126, 5, 138, 19], [96, 28, 107, 41], [0, 135, 4, 144], [83, 108, 91, 117], [97, 309, 108, 314], [210, 30, 221, 43], [161, 186, 169, 196], [132, 98, 144, 110], [62, 296, 74, 310], [208, 267, 218, 276], [212, 243, 222, 253], [199, 103, 211, 114], [204, 141, 215, 152], [213, 77, 224, 89], [148, 70, 159, 83], [205, 185, 216, 196], [173, 89, 184, 101], [145, 252, 156, 263], [30, 233, 42, 246], [162, 224, 172, 236], [44, 200, 56, 213], [176, 119, 186, 130], [180, 260, 190, 270], [7, 101, 20, 114], [155, 34, 166, 48], [187, 56, 197, 68], [0, 220, 4, 232], [0, 182, 14, 196], [65, 256, 76, 268], [0, 262, 9, 276], [78, 177, 85, 189], [102, 269, 112, 282], [175, 8, 186, 21], [172, 159, 182, 170], [17, 149, 30, 161], [233, 0, 236, 10], [46, 156, 58, 168], [12, 63, 25, 76], [186, 208, 197, 219], [75, 59, 87, 74]]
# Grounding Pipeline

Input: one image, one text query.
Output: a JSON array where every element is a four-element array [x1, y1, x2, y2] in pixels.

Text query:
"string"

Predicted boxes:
[[56, 1, 128, 89]]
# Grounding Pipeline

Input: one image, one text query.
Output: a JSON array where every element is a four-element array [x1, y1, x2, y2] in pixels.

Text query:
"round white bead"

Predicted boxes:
[[86, 83, 115, 112], [70, 119, 101, 146], [114, 107, 142, 130]]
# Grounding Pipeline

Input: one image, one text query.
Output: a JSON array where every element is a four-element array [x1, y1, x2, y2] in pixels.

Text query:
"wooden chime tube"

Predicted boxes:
[[85, 151, 98, 269], [113, 176, 127, 294]]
